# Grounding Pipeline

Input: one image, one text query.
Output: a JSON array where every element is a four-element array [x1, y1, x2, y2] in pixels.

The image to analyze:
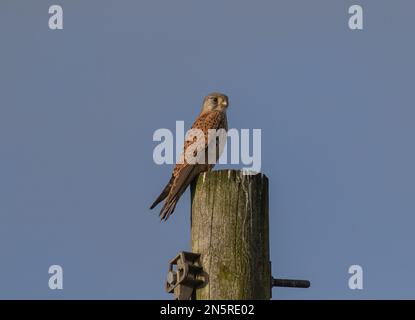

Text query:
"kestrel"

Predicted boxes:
[[150, 92, 229, 220]]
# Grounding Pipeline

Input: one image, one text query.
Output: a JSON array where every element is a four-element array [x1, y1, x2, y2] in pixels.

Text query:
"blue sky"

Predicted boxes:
[[0, 0, 414, 299]]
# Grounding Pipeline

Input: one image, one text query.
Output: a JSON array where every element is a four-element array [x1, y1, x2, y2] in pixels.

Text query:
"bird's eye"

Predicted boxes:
[[212, 97, 218, 103]]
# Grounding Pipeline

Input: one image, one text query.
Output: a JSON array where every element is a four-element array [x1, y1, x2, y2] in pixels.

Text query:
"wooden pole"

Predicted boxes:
[[190, 169, 270, 300]]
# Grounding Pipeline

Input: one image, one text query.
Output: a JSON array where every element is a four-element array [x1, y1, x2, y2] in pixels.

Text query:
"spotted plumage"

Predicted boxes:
[[150, 93, 229, 220]]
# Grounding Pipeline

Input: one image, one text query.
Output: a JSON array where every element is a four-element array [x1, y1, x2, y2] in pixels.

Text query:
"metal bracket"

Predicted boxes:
[[165, 251, 204, 300]]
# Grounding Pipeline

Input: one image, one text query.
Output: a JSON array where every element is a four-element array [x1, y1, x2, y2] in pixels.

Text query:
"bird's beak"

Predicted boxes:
[[221, 100, 228, 108]]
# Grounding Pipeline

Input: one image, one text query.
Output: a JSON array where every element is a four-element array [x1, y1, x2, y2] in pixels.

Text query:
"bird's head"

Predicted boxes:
[[201, 92, 229, 113]]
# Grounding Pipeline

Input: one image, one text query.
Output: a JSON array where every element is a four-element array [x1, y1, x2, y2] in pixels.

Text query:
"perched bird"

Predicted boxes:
[[150, 92, 229, 220]]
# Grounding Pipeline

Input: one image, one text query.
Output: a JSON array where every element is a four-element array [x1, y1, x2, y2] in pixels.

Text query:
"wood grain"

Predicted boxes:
[[191, 170, 270, 300]]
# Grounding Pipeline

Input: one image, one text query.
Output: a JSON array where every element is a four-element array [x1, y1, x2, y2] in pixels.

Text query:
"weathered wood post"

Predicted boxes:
[[190, 169, 270, 300]]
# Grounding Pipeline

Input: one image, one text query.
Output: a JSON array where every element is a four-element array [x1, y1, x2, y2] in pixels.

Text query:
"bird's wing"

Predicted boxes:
[[172, 110, 226, 176], [149, 174, 174, 210], [159, 111, 226, 220]]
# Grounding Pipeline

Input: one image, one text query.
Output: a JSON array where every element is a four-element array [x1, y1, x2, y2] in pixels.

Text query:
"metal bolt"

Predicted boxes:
[[272, 277, 310, 288]]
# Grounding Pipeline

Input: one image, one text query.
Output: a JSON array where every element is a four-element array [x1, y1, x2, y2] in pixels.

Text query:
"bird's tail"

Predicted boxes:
[[158, 166, 198, 220], [149, 176, 174, 210], [159, 186, 187, 221], [159, 196, 179, 221]]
